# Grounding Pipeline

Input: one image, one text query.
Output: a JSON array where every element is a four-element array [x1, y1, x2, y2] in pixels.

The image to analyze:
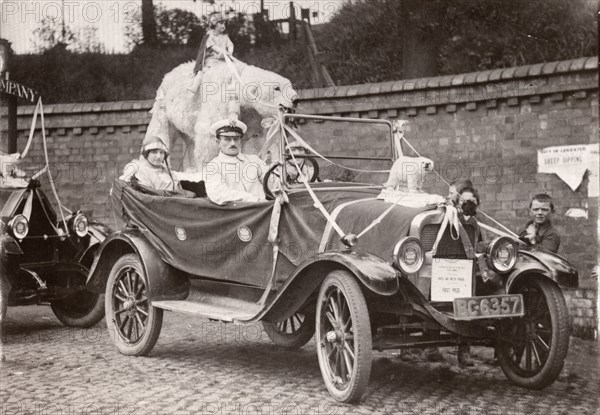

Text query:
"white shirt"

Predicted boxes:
[[205, 152, 268, 205]]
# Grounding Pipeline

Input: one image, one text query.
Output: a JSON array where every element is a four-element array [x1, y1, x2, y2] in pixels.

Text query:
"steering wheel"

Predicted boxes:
[[263, 156, 320, 200]]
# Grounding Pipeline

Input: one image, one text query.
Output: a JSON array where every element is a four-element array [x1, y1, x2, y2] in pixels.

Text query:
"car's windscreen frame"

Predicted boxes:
[[279, 114, 395, 188]]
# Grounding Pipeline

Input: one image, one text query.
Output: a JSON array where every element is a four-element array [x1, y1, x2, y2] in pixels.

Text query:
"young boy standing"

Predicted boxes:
[[519, 193, 561, 253]]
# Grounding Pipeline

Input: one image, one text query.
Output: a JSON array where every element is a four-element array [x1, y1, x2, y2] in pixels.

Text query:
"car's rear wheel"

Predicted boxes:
[[262, 311, 315, 348], [51, 282, 105, 328], [497, 276, 570, 389], [51, 248, 105, 328], [105, 253, 163, 356], [316, 270, 372, 403]]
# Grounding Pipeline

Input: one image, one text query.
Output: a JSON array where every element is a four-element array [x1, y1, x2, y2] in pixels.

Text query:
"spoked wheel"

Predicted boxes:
[[105, 254, 163, 356], [263, 156, 320, 200], [285, 156, 320, 184], [497, 276, 570, 389], [262, 311, 315, 348], [316, 270, 372, 403]]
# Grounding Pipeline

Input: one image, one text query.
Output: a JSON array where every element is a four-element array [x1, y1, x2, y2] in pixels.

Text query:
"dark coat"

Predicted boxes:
[[518, 219, 561, 253]]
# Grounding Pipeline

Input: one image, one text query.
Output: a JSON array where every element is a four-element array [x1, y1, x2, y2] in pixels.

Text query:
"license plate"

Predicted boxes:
[[453, 294, 524, 320]]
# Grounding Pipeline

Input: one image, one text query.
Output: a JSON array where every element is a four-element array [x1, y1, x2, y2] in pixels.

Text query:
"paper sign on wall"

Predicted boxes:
[[538, 144, 599, 195]]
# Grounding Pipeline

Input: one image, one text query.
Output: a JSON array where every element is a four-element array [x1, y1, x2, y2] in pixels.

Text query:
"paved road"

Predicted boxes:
[[1, 306, 598, 415]]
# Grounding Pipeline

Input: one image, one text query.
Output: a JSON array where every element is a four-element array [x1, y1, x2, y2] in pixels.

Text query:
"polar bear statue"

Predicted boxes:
[[147, 59, 298, 173]]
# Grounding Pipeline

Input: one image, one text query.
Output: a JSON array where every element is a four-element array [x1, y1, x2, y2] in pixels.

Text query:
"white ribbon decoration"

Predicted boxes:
[[431, 205, 460, 256], [261, 113, 408, 243], [396, 126, 521, 240], [17, 97, 70, 233], [263, 114, 521, 251], [392, 120, 408, 159], [478, 221, 521, 241], [20, 98, 43, 161], [22, 190, 33, 221]]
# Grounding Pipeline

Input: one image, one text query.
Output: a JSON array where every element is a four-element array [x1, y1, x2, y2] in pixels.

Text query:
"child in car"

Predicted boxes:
[[188, 13, 235, 94]]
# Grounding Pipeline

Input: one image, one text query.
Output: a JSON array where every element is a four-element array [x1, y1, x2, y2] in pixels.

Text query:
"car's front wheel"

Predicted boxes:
[[262, 311, 315, 348], [316, 270, 372, 403], [497, 276, 570, 389], [105, 253, 163, 356]]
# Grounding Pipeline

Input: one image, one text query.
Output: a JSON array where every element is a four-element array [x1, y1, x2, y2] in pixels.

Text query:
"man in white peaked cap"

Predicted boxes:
[[205, 118, 269, 205]]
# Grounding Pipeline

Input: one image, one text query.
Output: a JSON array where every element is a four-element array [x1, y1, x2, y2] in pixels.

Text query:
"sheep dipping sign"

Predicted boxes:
[[538, 144, 598, 194]]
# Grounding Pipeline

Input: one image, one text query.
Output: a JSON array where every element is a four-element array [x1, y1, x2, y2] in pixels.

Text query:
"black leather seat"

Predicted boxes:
[[180, 180, 207, 198]]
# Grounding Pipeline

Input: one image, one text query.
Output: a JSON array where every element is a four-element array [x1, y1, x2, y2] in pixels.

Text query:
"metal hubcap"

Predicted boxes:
[[124, 297, 137, 316], [326, 331, 339, 343]]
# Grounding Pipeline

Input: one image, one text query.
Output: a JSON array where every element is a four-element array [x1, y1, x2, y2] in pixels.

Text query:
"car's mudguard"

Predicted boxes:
[[507, 250, 579, 291], [86, 230, 189, 301], [0, 234, 22, 256], [75, 221, 113, 267], [88, 221, 112, 244], [261, 250, 398, 323], [322, 251, 400, 295]]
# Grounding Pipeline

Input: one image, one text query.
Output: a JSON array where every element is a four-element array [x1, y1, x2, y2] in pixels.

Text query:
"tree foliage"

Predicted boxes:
[[438, 0, 598, 74], [155, 7, 204, 46], [71, 27, 105, 53], [142, 0, 157, 46], [316, 0, 404, 84], [315, 0, 597, 84], [124, 6, 252, 51], [16, 0, 597, 104], [125, 6, 205, 50], [31, 18, 105, 54], [31, 17, 77, 53]]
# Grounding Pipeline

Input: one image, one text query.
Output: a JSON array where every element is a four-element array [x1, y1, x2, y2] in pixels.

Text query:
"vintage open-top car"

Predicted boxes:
[[0, 178, 110, 327], [87, 114, 577, 403]]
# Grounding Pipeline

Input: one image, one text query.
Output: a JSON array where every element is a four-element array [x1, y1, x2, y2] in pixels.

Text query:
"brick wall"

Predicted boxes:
[[1, 57, 597, 338]]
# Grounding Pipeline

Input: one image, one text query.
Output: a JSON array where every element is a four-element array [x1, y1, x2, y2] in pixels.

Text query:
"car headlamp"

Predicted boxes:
[[393, 237, 424, 274], [9, 214, 29, 239], [487, 236, 518, 273], [72, 213, 89, 237]]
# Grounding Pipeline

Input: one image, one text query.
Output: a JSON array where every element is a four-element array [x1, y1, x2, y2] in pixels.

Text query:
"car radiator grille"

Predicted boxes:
[[420, 224, 476, 259]]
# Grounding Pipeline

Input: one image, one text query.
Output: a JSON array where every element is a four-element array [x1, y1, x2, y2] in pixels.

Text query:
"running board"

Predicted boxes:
[[152, 300, 261, 322], [151, 279, 268, 322]]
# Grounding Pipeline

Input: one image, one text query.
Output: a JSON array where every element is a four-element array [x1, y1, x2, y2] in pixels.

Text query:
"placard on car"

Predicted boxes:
[[431, 258, 473, 301]]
